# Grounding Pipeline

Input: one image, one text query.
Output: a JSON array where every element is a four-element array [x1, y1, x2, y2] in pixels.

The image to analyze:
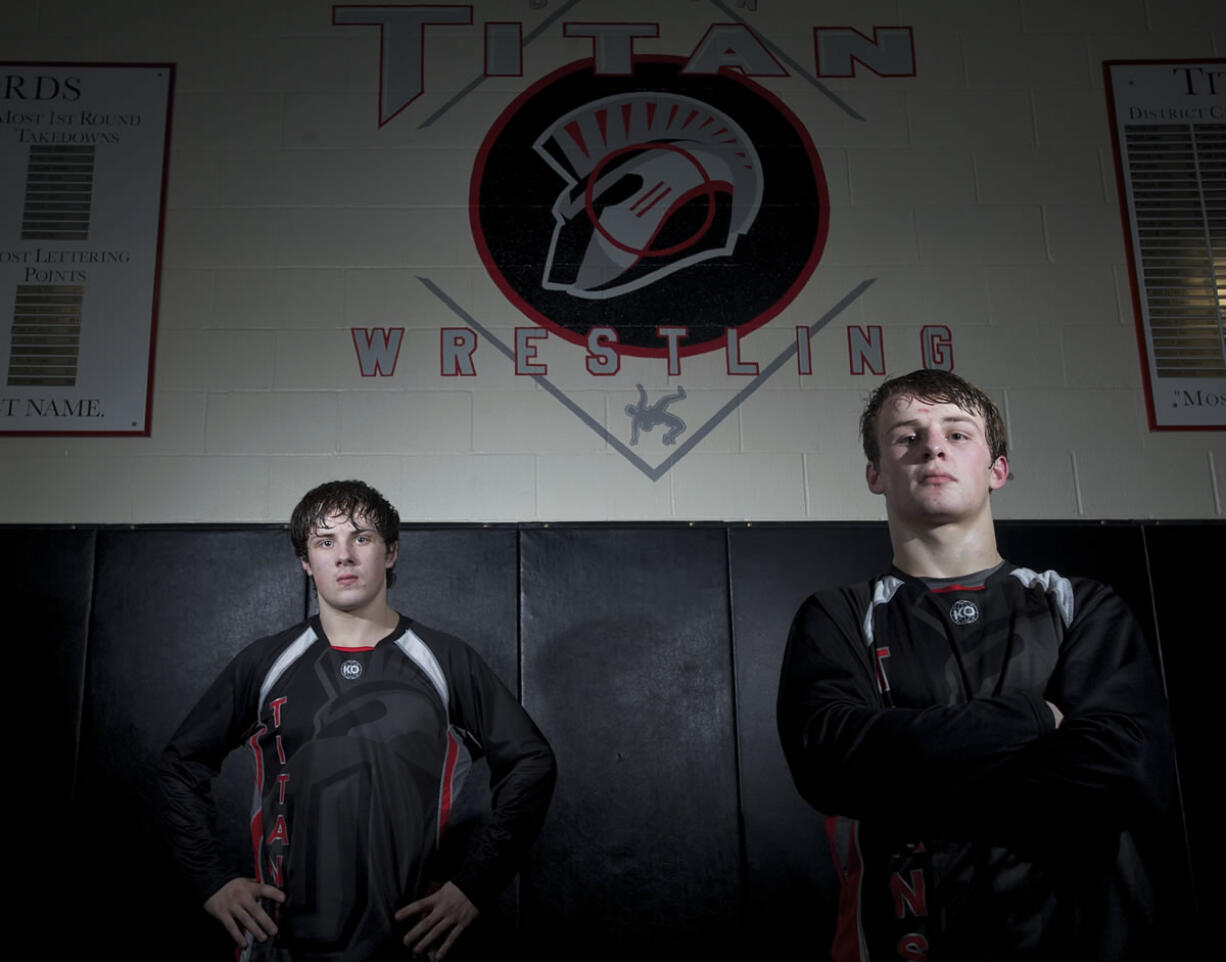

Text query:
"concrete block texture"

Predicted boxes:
[[1, 0, 1222, 522]]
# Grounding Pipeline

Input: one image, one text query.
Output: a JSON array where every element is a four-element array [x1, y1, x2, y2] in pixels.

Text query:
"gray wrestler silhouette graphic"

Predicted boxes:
[[626, 384, 687, 445]]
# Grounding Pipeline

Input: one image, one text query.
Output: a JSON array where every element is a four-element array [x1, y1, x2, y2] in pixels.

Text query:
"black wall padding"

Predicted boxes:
[[11, 528, 95, 944], [77, 528, 306, 957], [995, 521, 1156, 632], [387, 527, 520, 685], [1140, 523, 1214, 918], [15, 519, 1212, 959], [729, 523, 892, 955], [18, 529, 95, 805], [388, 526, 522, 955], [519, 526, 742, 957]]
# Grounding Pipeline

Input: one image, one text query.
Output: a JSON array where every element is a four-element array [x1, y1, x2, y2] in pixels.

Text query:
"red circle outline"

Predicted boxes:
[[470, 57, 831, 360], [584, 142, 718, 259]]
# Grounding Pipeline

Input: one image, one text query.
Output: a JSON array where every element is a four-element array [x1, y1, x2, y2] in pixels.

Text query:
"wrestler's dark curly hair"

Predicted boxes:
[[290, 480, 400, 586]]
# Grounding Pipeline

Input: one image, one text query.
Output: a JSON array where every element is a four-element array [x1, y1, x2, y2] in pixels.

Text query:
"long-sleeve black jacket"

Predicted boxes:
[[777, 564, 1174, 961], [157, 615, 556, 960]]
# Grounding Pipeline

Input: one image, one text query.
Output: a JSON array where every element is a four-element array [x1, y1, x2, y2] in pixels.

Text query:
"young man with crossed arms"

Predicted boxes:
[[778, 371, 1174, 960]]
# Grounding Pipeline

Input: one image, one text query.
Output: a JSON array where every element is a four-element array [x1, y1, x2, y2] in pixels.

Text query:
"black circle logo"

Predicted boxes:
[[471, 58, 828, 357], [949, 600, 979, 626]]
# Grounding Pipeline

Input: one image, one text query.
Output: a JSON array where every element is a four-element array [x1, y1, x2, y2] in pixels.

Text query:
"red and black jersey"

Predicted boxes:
[[158, 615, 556, 962], [777, 563, 1173, 962]]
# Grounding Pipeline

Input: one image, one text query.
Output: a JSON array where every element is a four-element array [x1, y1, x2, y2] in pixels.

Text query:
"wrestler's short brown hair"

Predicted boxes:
[[860, 370, 1008, 467]]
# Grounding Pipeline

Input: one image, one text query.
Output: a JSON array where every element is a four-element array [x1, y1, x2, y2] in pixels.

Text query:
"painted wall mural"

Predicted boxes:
[[3, 0, 1221, 524], [338, 5, 922, 480]]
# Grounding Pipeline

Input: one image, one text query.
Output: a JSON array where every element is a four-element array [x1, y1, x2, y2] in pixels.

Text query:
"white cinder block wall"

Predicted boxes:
[[1, 0, 1223, 522]]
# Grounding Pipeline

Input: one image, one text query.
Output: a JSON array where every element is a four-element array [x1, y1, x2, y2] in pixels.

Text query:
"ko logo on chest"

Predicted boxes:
[[949, 599, 980, 626]]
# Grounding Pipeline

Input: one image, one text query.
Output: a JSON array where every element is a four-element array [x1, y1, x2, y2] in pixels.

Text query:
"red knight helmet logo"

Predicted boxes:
[[534, 92, 764, 299]]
